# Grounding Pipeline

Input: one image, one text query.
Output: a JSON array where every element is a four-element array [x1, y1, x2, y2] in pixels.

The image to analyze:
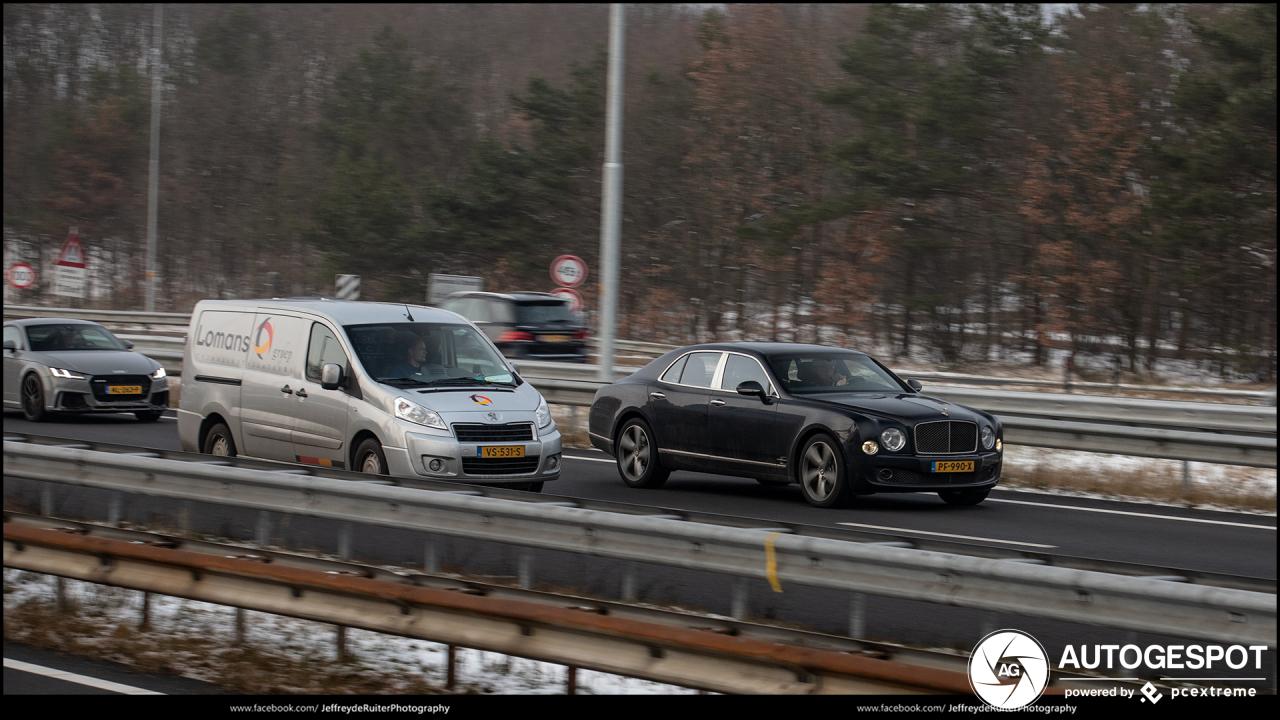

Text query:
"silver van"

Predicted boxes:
[[177, 299, 561, 490]]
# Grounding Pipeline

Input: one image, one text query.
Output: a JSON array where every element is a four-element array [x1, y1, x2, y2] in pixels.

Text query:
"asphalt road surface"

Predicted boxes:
[[4, 409, 1276, 689]]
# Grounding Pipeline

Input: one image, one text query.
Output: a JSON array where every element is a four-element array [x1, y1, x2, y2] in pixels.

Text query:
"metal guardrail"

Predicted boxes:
[[4, 523, 972, 695], [4, 440, 1274, 646], [7, 304, 1272, 402]]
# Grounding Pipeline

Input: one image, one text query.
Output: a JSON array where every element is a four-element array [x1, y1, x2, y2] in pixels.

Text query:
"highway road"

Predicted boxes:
[[4, 640, 218, 694], [4, 410, 1276, 688]]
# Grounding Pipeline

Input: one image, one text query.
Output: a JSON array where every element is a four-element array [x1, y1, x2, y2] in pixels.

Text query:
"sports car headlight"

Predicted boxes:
[[981, 425, 995, 450], [394, 397, 446, 430], [535, 395, 552, 429], [880, 427, 906, 452], [49, 367, 85, 379], [152, 367, 166, 380]]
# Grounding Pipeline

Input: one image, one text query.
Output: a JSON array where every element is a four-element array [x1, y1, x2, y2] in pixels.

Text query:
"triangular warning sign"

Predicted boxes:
[[56, 228, 86, 268]]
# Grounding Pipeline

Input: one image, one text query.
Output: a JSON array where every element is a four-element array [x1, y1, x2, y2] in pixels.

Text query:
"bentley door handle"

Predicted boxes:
[[710, 399, 727, 406], [295, 388, 308, 398], [650, 392, 666, 399], [280, 385, 293, 394]]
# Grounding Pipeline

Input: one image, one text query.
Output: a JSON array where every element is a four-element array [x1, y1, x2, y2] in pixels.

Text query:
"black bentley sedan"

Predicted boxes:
[[587, 343, 1004, 508]]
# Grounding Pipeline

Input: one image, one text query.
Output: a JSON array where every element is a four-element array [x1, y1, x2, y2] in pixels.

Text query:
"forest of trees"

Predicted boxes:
[[3, 4, 1275, 380]]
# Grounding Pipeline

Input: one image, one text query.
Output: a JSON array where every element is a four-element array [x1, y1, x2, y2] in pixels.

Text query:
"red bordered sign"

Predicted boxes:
[[550, 255, 587, 288], [6, 263, 36, 290], [549, 287, 583, 313]]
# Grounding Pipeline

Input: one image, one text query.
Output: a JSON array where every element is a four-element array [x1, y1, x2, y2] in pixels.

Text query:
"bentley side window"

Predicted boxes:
[[660, 354, 688, 384], [678, 352, 721, 388]]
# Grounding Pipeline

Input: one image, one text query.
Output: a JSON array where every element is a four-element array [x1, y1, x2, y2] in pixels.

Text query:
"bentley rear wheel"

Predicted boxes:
[[616, 418, 669, 489]]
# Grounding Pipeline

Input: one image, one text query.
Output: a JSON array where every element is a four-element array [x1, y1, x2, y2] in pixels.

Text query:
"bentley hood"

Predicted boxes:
[[808, 392, 991, 424]]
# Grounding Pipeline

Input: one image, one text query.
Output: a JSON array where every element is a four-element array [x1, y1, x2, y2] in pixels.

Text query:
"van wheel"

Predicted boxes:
[[203, 423, 236, 457], [356, 438, 389, 475]]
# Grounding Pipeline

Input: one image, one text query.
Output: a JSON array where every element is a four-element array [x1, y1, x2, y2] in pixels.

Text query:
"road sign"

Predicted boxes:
[[427, 273, 483, 305], [549, 287, 583, 313], [6, 263, 36, 290], [53, 227, 87, 298], [551, 255, 587, 288], [336, 274, 361, 300]]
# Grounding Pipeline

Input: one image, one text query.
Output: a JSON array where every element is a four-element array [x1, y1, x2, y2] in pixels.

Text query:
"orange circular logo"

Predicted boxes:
[[470, 394, 492, 406]]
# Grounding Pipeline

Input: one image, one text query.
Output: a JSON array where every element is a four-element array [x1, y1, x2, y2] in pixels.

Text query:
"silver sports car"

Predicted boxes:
[[3, 318, 170, 422]]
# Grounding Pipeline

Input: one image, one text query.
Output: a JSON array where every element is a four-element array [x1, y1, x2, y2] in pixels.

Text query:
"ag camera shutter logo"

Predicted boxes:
[[969, 629, 1050, 709]]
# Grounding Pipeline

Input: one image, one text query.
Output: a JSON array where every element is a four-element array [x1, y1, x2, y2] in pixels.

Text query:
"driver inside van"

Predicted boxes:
[[386, 334, 441, 380]]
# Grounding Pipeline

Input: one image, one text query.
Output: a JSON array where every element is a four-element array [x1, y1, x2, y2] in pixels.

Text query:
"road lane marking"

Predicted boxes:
[[564, 455, 615, 463], [4, 658, 165, 695], [836, 522, 1056, 548], [987, 498, 1277, 530]]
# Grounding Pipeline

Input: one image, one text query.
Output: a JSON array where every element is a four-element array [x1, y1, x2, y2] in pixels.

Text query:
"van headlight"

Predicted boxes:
[[394, 397, 446, 430], [880, 427, 906, 452], [981, 425, 995, 450], [152, 367, 166, 380], [49, 367, 85, 379], [535, 395, 552, 429]]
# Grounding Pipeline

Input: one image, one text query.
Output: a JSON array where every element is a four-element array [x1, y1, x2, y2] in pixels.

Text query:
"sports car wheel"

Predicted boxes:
[[616, 418, 669, 489], [21, 374, 49, 422], [939, 488, 990, 506], [798, 434, 853, 508]]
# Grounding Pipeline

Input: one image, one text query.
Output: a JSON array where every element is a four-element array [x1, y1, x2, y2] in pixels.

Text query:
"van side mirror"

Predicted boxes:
[[508, 361, 520, 376], [321, 363, 344, 390], [907, 379, 923, 392], [3, 340, 15, 351]]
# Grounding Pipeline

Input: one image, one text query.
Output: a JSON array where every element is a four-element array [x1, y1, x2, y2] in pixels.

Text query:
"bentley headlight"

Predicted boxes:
[[880, 427, 906, 452], [49, 367, 85, 379], [152, 367, 166, 380], [535, 394, 552, 429], [981, 425, 995, 450], [394, 397, 446, 430]]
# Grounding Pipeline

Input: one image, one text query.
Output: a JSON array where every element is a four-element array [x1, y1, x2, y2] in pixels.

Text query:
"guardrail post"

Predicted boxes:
[[235, 608, 246, 644], [979, 611, 996, 642], [518, 549, 534, 590], [566, 666, 578, 695], [179, 500, 192, 535], [731, 576, 749, 620], [446, 645, 458, 689], [56, 577, 68, 612], [336, 625, 347, 662], [424, 536, 438, 574], [256, 511, 270, 547], [1182, 461, 1192, 494], [338, 522, 353, 560], [621, 562, 637, 602], [108, 491, 122, 527], [140, 591, 151, 628], [849, 593, 867, 640], [40, 484, 53, 517]]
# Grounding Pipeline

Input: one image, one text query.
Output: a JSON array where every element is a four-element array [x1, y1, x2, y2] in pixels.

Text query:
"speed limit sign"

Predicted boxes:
[[6, 263, 36, 290], [550, 255, 587, 288]]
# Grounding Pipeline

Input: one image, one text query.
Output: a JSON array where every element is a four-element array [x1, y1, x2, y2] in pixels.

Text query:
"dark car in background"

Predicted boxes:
[[587, 342, 1004, 508], [439, 291, 588, 362]]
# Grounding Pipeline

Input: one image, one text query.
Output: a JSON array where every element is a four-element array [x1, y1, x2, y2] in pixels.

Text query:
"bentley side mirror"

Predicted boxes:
[[736, 380, 769, 402], [320, 363, 344, 391], [907, 379, 923, 392]]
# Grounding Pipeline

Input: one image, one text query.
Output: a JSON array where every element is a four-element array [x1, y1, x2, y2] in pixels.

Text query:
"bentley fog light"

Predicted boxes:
[[996, 438, 1002, 452], [880, 427, 906, 452], [862, 440, 879, 455], [981, 425, 995, 450]]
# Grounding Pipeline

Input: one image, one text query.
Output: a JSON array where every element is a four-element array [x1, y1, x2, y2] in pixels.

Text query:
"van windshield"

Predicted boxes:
[[344, 323, 515, 387]]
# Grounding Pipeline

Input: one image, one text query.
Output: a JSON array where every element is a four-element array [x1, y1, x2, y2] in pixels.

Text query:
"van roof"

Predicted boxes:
[[192, 298, 466, 325]]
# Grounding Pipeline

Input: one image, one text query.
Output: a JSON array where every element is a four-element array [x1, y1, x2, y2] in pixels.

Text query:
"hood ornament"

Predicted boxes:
[[941, 406, 949, 416]]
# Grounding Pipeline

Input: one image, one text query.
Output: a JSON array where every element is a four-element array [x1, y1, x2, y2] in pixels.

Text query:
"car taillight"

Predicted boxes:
[[498, 331, 535, 342], [573, 330, 589, 340]]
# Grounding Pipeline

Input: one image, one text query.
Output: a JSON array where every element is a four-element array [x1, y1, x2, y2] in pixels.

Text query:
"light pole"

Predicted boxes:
[[597, 3, 625, 382], [145, 3, 163, 311]]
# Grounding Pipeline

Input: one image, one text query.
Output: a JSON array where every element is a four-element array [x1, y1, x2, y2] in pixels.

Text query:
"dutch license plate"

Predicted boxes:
[[479, 445, 525, 459], [539, 334, 571, 343], [931, 460, 974, 473], [106, 385, 143, 395]]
